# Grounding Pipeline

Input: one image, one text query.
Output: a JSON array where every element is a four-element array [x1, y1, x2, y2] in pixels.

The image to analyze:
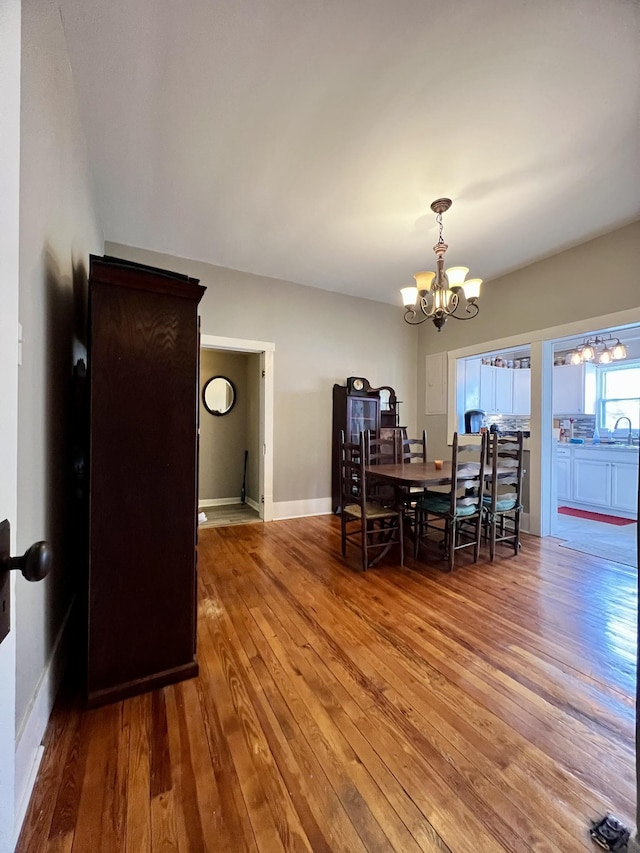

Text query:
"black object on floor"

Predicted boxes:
[[241, 450, 248, 504], [589, 814, 630, 851]]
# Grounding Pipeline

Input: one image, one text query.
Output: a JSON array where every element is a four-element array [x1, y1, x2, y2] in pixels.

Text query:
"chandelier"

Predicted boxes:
[[401, 198, 482, 330], [567, 334, 627, 365]]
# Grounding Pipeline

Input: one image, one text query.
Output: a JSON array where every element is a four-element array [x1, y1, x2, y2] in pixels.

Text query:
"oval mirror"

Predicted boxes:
[[203, 376, 236, 416], [379, 388, 391, 411]]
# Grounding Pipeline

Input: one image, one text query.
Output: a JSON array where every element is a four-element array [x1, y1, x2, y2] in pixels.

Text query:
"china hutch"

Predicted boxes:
[[331, 377, 404, 512]]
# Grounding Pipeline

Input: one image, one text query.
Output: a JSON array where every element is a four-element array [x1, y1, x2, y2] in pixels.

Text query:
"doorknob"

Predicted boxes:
[[0, 519, 51, 645], [2, 540, 52, 582]]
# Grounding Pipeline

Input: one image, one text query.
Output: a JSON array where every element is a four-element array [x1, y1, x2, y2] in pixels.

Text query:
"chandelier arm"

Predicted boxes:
[[447, 301, 480, 321], [403, 308, 432, 325]]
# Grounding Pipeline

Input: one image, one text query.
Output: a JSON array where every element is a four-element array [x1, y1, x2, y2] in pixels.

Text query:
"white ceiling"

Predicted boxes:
[[58, 0, 640, 305]]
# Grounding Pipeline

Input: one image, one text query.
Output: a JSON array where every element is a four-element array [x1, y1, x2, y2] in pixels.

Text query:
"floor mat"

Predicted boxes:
[[558, 506, 636, 526]]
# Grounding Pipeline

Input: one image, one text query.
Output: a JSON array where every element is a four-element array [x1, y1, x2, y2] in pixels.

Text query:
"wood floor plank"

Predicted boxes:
[[15, 515, 637, 853], [124, 693, 152, 853]]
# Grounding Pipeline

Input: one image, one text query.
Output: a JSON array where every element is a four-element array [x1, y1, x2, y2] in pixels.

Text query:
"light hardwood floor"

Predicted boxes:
[[16, 516, 637, 852]]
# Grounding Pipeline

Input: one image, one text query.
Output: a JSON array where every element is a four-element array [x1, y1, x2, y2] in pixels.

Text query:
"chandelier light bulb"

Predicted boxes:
[[445, 266, 469, 288], [401, 286, 418, 308], [598, 347, 612, 364], [612, 341, 627, 360], [413, 271, 435, 295], [461, 278, 482, 302], [570, 350, 582, 365], [581, 344, 595, 361]]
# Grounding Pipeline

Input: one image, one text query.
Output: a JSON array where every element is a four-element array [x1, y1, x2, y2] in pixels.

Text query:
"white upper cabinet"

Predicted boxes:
[[552, 363, 596, 415], [512, 369, 531, 415], [478, 364, 518, 414], [461, 359, 530, 416]]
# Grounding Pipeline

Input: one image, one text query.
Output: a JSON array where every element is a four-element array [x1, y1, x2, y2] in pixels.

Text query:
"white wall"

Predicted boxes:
[[0, 2, 21, 849], [15, 0, 103, 815], [107, 242, 419, 508]]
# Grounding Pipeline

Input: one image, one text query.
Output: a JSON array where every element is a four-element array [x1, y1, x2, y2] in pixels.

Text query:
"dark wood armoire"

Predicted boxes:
[[85, 255, 206, 707]]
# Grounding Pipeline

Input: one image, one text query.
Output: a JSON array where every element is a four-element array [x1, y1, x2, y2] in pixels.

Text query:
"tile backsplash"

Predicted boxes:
[[555, 415, 596, 438], [484, 414, 530, 432]]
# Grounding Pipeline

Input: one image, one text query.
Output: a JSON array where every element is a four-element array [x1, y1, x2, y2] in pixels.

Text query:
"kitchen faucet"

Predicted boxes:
[[613, 416, 633, 444]]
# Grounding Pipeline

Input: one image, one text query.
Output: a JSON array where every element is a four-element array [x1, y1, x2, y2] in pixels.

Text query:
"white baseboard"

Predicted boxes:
[[274, 498, 333, 520], [14, 600, 73, 841], [199, 497, 261, 514]]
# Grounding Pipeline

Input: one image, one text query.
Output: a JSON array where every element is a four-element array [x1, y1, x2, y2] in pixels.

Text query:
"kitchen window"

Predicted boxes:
[[598, 363, 640, 430]]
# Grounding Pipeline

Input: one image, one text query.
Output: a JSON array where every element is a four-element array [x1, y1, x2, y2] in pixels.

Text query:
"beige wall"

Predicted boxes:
[[418, 222, 640, 457], [199, 350, 253, 503], [16, 0, 103, 733], [107, 242, 419, 505]]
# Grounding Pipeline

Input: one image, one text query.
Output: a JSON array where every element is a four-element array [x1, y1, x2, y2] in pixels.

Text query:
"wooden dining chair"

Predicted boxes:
[[397, 430, 429, 522], [364, 429, 399, 506], [399, 430, 428, 463], [339, 431, 404, 571], [482, 431, 524, 560], [413, 432, 487, 571]]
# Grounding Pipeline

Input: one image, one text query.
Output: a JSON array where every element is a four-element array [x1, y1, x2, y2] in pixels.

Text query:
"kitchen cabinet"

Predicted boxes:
[[556, 446, 572, 501], [512, 369, 531, 415], [611, 461, 639, 512], [557, 444, 638, 518], [462, 359, 529, 416], [552, 363, 596, 415], [479, 365, 513, 414], [573, 457, 611, 506]]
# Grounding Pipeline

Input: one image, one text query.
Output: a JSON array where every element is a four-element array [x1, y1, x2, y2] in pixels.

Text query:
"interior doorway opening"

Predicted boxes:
[[199, 335, 274, 525], [547, 323, 639, 567]]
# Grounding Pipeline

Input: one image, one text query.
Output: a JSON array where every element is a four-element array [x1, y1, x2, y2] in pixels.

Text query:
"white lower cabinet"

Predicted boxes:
[[557, 445, 638, 518], [556, 454, 572, 501], [573, 457, 611, 506], [611, 462, 638, 512]]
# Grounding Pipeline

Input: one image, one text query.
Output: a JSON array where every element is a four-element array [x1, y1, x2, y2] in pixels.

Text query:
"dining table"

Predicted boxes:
[[364, 459, 506, 489], [364, 459, 516, 561]]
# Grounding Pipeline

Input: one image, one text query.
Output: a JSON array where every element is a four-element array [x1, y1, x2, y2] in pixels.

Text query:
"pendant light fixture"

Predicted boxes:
[[567, 334, 627, 365], [401, 198, 481, 330]]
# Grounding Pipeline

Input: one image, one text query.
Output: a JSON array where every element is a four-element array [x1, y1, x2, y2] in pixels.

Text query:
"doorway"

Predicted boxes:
[[199, 335, 274, 525], [547, 325, 639, 567]]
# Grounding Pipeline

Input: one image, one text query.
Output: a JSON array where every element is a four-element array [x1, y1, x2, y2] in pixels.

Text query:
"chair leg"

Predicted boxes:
[[489, 514, 496, 562], [413, 509, 422, 559], [361, 520, 368, 571], [473, 513, 482, 562], [513, 510, 521, 555], [447, 520, 456, 572]]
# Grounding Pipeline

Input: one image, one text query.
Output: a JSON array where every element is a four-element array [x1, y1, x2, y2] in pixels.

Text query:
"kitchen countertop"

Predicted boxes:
[[557, 441, 639, 453]]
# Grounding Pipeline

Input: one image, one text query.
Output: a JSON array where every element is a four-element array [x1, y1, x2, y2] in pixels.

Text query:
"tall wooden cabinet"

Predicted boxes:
[[86, 255, 206, 707], [331, 379, 404, 513]]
